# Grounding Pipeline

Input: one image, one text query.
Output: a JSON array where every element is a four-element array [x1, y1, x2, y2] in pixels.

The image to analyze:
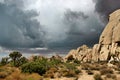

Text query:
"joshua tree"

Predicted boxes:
[[9, 51, 22, 66]]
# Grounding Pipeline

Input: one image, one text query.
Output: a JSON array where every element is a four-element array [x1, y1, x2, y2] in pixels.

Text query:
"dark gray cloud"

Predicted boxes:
[[0, 1, 45, 49], [64, 9, 89, 23], [1, 0, 115, 52], [47, 9, 103, 49], [94, 0, 120, 23]]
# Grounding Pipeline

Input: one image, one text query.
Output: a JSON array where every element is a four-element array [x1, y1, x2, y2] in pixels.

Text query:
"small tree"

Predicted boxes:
[[9, 51, 22, 66]]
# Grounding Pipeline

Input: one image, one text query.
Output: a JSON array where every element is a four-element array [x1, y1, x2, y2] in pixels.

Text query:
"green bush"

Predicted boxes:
[[64, 63, 78, 70], [50, 59, 62, 66], [21, 56, 63, 75], [0, 57, 9, 65], [75, 69, 81, 74], [21, 61, 47, 75]]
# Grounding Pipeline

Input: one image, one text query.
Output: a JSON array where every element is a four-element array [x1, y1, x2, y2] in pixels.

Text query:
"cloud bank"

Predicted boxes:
[[0, 0, 120, 53], [94, 0, 120, 23]]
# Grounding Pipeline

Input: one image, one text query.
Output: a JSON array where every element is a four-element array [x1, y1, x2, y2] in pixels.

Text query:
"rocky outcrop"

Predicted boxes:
[[65, 45, 92, 62], [99, 9, 120, 45], [65, 9, 120, 62], [94, 9, 120, 62]]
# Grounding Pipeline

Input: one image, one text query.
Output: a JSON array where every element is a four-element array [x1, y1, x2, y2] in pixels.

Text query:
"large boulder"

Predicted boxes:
[[65, 45, 92, 62]]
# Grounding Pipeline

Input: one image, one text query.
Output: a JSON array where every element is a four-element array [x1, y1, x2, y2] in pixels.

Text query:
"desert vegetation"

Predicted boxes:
[[0, 51, 120, 80]]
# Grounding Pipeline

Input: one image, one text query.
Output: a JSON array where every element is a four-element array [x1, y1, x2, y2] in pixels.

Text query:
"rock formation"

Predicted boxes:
[[65, 9, 120, 62], [65, 45, 92, 62]]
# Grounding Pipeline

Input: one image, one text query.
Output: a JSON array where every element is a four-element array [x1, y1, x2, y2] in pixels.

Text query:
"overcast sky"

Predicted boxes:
[[0, 0, 120, 54]]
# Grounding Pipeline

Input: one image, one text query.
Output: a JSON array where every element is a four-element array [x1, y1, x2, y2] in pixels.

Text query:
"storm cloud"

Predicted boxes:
[[0, 0, 45, 48], [0, 0, 120, 53], [94, 0, 120, 23]]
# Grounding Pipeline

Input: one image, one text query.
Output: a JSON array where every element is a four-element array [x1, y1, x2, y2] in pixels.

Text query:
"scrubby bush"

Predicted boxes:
[[21, 61, 47, 75], [43, 71, 54, 78], [19, 57, 28, 65], [105, 74, 117, 80], [0, 57, 9, 65], [21, 56, 63, 76], [100, 68, 113, 75], [94, 74, 102, 80], [74, 59, 81, 64], [64, 63, 78, 70], [75, 69, 81, 74], [62, 70, 76, 77], [50, 59, 62, 66], [81, 63, 101, 70]]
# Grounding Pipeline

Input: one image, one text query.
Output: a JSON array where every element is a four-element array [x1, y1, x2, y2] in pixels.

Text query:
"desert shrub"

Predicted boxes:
[[19, 57, 28, 65], [105, 74, 117, 80], [62, 70, 76, 77], [43, 67, 58, 78], [49, 67, 57, 73], [0, 57, 9, 65], [49, 59, 62, 67], [64, 63, 78, 70], [21, 56, 63, 76], [74, 59, 81, 64], [43, 71, 54, 78], [100, 68, 113, 75], [94, 74, 102, 80], [21, 62, 47, 75], [33, 56, 40, 61], [75, 69, 81, 74], [81, 63, 100, 70]]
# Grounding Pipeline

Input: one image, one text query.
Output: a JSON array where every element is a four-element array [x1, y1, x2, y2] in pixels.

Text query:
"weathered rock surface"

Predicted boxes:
[[65, 45, 92, 62], [65, 9, 120, 62], [99, 9, 120, 45]]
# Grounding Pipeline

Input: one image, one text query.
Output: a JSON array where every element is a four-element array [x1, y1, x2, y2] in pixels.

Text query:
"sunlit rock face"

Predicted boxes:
[[65, 9, 120, 62], [64, 45, 92, 62], [99, 9, 120, 45], [93, 9, 120, 62]]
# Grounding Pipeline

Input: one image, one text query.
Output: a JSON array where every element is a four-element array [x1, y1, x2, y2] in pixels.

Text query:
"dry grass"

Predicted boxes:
[[0, 66, 43, 80]]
